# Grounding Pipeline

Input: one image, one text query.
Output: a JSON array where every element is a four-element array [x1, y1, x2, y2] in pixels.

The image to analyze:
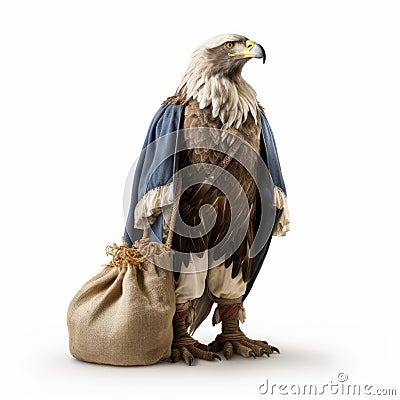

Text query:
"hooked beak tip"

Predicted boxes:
[[260, 44, 266, 64], [252, 43, 266, 64]]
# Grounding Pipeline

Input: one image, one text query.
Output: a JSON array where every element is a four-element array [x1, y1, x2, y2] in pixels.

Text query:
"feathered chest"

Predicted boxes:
[[183, 99, 261, 155], [177, 70, 260, 131], [180, 99, 261, 190]]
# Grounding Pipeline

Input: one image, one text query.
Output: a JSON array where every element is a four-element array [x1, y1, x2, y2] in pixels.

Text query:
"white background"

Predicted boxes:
[[1, 0, 399, 399]]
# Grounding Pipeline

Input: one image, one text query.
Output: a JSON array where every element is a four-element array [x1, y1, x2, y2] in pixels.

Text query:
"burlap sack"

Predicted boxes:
[[67, 239, 175, 366]]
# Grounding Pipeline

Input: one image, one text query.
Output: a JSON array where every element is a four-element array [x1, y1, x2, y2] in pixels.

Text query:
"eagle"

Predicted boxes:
[[124, 34, 289, 365]]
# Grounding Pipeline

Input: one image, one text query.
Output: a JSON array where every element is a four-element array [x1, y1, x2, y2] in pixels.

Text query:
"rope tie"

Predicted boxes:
[[218, 319, 246, 342], [105, 242, 147, 269]]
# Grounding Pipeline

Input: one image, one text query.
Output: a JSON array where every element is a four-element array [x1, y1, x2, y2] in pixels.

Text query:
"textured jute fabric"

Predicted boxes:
[[67, 242, 175, 366]]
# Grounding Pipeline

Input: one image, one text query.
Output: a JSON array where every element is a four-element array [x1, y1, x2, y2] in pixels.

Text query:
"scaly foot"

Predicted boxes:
[[209, 318, 279, 360], [171, 309, 221, 365]]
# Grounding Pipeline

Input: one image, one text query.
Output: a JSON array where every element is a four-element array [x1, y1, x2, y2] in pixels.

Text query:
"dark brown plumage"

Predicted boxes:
[[172, 99, 261, 282]]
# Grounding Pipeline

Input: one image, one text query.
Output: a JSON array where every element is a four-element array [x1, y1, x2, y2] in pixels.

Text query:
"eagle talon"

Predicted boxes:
[[271, 346, 280, 354], [249, 351, 257, 359], [172, 310, 219, 365], [261, 349, 270, 357]]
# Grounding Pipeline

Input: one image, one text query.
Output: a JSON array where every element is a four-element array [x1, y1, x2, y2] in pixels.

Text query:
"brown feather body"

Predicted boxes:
[[172, 99, 261, 282]]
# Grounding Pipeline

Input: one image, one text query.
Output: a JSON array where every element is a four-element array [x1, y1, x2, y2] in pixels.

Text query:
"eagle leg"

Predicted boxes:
[[171, 308, 221, 366], [208, 303, 280, 360]]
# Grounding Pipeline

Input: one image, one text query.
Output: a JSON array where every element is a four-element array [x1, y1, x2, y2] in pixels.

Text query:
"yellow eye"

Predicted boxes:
[[225, 42, 234, 49]]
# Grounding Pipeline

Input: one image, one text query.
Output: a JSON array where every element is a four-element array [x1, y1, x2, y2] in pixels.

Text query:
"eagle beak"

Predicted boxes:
[[251, 42, 266, 64], [228, 40, 266, 64]]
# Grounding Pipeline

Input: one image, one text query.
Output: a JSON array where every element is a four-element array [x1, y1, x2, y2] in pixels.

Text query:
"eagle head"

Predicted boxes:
[[177, 34, 266, 129], [200, 34, 266, 73]]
